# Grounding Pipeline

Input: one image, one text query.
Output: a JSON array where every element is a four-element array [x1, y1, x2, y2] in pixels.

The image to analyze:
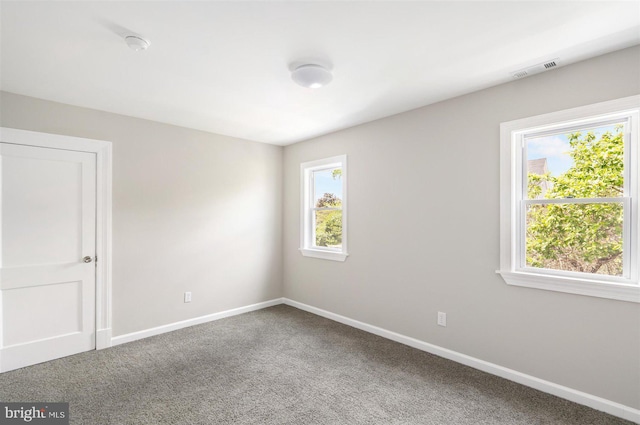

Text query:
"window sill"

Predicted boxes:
[[497, 270, 640, 303], [300, 248, 348, 262]]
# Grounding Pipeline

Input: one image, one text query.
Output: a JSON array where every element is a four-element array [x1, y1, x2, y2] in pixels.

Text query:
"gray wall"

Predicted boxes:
[[282, 46, 640, 409], [0, 92, 284, 336]]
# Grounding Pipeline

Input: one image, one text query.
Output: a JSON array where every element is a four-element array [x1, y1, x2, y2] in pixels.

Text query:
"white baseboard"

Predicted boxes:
[[105, 296, 639, 423], [283, 298, 640, 424], [111, 298, 284, 347]]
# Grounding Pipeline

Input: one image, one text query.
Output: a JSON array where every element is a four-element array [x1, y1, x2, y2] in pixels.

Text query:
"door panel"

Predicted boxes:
[[0, 142, 96, 372], [2, 154, 83, 267], [3, 280, 83, 346]]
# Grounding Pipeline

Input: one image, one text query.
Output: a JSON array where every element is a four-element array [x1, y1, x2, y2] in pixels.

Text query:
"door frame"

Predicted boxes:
[[0, 127, 113, 352]]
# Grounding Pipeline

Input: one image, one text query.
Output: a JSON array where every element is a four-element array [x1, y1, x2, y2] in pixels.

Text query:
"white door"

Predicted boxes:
[[0, 142, 96, 372]]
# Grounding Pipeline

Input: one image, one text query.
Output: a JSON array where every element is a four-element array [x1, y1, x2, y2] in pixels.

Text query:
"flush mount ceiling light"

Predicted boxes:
[[124, 34, 150, 51], [291, 64, 333, 89]]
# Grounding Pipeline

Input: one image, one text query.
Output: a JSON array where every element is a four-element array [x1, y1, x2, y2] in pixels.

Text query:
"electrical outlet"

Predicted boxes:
[[184, 292, 192, 303], [437, 311, 447, 327]]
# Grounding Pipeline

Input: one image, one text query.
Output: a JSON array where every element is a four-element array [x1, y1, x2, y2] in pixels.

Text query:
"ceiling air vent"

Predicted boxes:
[[511, 58, 560, 79]]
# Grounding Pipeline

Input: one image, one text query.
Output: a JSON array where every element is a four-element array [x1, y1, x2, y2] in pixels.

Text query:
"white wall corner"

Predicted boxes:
[[110, 298, 285, 347]]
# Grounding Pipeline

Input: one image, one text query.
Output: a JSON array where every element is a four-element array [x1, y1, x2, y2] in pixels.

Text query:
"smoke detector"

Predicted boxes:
[[511, 58, 559, 79], [124, 34, 150, 51]]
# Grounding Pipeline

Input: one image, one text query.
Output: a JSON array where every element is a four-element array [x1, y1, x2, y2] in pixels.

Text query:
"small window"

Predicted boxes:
[[300, 155, 348, 261], [499, 96, 639, 302]]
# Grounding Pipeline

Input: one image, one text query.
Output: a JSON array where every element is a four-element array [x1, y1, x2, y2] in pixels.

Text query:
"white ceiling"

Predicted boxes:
[[1, 1, 639, 145]]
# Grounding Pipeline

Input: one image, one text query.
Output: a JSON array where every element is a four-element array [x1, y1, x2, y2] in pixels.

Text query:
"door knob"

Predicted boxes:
[[83, 256, 93, 263]]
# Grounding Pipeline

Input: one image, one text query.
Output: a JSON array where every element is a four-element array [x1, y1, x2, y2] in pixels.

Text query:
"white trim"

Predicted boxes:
[[96, 328, 112, 349], [0, 127, 114, 349], [300, 155, 348, 262], [523, 197, 626, 205], [282, 298, 640, 423], [111, 298, 284, 346], [300, 248, 348, 261], [499, 96, 640, 302], [497, 270, 640, 303]]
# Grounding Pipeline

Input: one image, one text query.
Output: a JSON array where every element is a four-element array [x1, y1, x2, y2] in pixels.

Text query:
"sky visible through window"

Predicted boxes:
[[314, 167, 342, 204], [527, 124, 618, 176]]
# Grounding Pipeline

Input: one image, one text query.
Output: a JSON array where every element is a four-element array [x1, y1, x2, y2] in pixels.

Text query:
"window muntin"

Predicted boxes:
[[300, 155, 348, 261], [498, 96, 640, 303]]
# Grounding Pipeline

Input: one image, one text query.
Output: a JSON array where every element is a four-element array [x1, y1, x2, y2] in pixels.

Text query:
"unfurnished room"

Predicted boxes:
[[0, 1, 639, 424]]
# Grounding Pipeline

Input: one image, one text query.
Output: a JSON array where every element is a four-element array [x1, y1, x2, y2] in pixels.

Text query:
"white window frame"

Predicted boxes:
[[300, 155, 348, 262], [498, 96, 640, 303]]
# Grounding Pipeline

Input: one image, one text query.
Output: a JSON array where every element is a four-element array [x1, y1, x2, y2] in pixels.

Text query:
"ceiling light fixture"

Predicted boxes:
[[124, 34, 150, 51], [291, 64, 333, 89]]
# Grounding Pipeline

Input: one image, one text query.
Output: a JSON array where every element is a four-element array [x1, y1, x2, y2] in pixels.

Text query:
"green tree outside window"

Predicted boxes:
[[526, 126, 624, 276]]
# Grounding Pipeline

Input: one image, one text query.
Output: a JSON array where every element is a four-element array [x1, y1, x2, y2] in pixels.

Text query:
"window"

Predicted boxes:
[[499, 96, 639, 302], [300, 155, 348, 261]]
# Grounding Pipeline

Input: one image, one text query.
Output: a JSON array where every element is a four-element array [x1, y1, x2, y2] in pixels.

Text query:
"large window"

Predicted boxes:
[[499, 96, 639, 302], [300, 155, 348, 261]]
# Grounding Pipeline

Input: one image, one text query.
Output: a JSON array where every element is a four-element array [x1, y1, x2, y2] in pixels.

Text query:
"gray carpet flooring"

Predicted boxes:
[[0, 305, 633, 424]]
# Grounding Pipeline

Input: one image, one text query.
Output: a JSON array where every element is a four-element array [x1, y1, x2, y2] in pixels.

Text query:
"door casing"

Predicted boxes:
[[0, 127, 113, 369]]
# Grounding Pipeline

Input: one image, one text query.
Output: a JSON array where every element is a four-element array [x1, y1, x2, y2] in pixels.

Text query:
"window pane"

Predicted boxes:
[[525, 202, 623, 276], [526, 123, 624, 200], [314, 209, 342, 248], [313, 167, 343, 208]]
